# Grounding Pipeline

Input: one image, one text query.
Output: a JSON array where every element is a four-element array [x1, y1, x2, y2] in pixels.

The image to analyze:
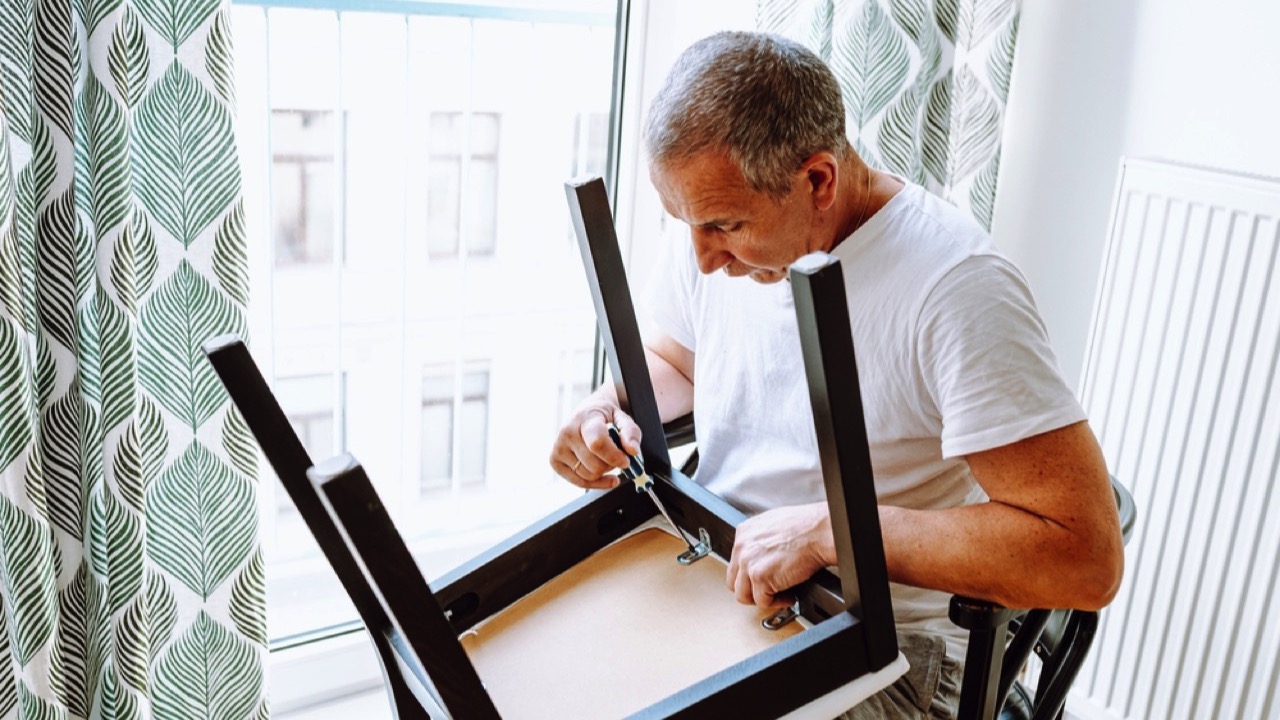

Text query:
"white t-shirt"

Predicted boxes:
[[643, 181, 1085, 660]]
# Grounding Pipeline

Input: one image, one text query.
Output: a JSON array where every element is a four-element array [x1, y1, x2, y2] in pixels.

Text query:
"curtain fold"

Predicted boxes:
[[758, 0, 1020, 230], [0, 0, 265, 717]]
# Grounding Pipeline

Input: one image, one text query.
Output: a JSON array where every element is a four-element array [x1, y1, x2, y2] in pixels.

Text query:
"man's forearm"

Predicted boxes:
[[881, 503, 1120, 610], [806, 501, 1120, 611], [583, 347, 694, 423]]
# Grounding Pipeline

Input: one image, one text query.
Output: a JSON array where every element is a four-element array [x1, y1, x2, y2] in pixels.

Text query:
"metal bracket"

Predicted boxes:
[[762, 601, 801, 631], [676, 527, 712, 565]]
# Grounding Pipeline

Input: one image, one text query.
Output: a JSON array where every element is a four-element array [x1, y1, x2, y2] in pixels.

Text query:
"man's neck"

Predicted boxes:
[[827, 156, 904, 253]]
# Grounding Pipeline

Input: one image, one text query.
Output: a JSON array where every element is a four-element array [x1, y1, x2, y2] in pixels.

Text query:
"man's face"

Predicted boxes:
[[650, 151, 819, 285]]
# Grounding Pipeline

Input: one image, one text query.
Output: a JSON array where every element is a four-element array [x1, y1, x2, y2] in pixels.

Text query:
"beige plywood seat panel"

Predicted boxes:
[[461, 528, 805, 719]]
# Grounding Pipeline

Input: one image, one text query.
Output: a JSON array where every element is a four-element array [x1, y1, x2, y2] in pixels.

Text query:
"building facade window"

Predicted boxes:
[[275, 373, 346, 514], [232, 5, 618, 646], [421, 366, 490, 494], [427, 111, 500, 259], [557, 349, 595, 429], [272, 109, 340, 266], [570, 111, 609, 180]]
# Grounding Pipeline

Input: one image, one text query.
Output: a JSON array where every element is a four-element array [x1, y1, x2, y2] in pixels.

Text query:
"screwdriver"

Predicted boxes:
[[607, 425, 699, 556]]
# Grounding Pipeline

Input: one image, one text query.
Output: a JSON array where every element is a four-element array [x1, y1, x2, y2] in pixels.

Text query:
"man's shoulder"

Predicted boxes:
[[890, 182, 994, 255]]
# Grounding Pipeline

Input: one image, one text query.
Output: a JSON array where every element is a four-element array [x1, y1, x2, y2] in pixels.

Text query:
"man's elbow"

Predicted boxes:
[[1064, 537, 1125, 611]]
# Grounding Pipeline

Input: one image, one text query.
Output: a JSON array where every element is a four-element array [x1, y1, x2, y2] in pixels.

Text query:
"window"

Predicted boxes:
[[275, 373, 345, 514], [272, 109, 339, 266], [421, 367, 490, 494], [428, 112, 500, 258], [557, 349, 595, 428], [232, 3, 619, 650], [570, 111, 609, 180]]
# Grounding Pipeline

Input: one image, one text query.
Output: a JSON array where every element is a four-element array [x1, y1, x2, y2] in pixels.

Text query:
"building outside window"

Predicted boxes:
[[231, 3, 617, 653], [272, 109, 340, 266], [274, 373, 345, 514], [570, 110, 609, 180], [557, 349, 595, 429], [421, 366, 490, 494], [427, 111, 500, 258]]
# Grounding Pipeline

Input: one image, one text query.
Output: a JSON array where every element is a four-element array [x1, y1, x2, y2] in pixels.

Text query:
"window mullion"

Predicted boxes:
[[332, 9, 347, 457], [448, 18, 478, 496]]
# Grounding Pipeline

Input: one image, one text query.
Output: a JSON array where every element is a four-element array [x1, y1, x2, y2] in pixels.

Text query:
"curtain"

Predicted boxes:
[[758, 0, 1020, 230], [0, 0, 266, 717]]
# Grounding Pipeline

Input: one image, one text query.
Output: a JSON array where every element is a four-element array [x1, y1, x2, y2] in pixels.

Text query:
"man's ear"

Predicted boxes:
[[802, 152, 840, 211]]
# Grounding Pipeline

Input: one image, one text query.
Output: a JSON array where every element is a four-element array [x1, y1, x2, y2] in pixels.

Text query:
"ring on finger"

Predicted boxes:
[[572, 459, 583, 472]]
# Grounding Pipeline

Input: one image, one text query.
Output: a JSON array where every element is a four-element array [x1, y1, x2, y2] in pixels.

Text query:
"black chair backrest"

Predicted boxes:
[[307, 455, 499, 719], [202, 335, 481, 719]]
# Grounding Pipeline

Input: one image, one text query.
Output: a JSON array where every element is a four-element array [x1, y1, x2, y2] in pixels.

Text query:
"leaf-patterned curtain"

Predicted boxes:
[[758, 0, 1020, 229], [0, 0, 265, 716]]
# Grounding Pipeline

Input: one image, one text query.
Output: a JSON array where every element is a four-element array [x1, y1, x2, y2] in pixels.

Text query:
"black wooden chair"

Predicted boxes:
[[949, 476, 1136, 720], [663, 423, 1136, 720], [200, 182, 912, 718]]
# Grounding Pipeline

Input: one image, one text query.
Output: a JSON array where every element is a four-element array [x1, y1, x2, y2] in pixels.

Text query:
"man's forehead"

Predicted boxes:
[[651, 153, 752, 215]]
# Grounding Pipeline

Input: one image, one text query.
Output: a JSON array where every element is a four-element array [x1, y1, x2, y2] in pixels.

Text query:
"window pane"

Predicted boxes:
[[277, 374, 340, 515], [571, 111, 608, 179], [466, 158, 498, 255], [427, 158, 460, 257], [272, 162, 304, 263], [459, 396, 487, 486], [429, 111, 462, 154], [271, 109, 336, 267], [303, 161, 335, 262], [471, 112, 500, 155], [421, 401, 453, 491], [237, 7, 618, 645]]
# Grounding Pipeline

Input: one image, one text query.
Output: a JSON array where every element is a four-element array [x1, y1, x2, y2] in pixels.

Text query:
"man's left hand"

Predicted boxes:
[[726, 503, 835, 609]]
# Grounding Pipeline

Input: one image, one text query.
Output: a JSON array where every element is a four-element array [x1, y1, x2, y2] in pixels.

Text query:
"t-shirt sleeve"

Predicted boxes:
[[641, 235, 698, 352], [917, 254, 1086, 458]]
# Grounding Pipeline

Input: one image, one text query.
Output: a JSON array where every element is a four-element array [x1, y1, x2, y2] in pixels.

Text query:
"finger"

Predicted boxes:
[[726, 554, 740, 593], [581, 414, 631, 468], [570, 448, 611, 479], [551, 457, 588, 487], [768, 592, 796, 611], [552, 457, 620, 489], [751, 576, 775, 610], [579, 475, 621, 490], [612, 410, 643, 456], [733, 566, 754, 606]]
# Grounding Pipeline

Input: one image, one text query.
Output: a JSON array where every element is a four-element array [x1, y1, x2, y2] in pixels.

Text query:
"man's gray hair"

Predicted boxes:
[[644, 31, 848, 199]]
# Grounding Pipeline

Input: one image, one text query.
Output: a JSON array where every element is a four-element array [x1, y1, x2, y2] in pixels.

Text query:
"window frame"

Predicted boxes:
[[232, 0, 638, 713]]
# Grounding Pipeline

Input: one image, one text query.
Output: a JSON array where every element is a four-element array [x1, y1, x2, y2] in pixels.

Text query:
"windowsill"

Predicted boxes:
[[270, 627, 384, 715]]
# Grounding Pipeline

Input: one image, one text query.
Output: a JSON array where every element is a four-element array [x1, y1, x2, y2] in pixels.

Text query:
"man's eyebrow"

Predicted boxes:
[[694, 218, 735, 229]]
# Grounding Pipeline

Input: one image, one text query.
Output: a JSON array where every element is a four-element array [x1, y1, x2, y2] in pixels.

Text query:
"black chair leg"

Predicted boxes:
[[1030, 611, 1098, 720], [959, 622, 1010, 720]]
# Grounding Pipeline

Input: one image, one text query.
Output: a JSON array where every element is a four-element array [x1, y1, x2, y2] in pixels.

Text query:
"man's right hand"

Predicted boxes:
[[550, 402, 643, 489]]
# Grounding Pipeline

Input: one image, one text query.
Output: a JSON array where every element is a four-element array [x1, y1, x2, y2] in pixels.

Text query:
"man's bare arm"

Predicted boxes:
[[728, 421, 1125, 611], [881, 420, 1124, 609], [549, 333, 695, 487]]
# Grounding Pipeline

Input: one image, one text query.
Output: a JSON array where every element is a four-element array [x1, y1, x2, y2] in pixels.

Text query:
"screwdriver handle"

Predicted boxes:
[[607, 425, 647, 488]]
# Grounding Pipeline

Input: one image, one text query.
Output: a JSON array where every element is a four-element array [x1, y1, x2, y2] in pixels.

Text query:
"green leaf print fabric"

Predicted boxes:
[[757, 0, 1021, 229], [0, 0, 266, 716]]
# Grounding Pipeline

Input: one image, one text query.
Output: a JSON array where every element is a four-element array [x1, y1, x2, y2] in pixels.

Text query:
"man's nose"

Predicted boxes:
[[692, 229, 730, 274]]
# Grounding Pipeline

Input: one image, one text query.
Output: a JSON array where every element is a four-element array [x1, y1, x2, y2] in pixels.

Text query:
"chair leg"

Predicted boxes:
[[999, 609, 1052, 706], [373, 637, 434, 720], [1030, 612, 1099, 720], [959, 622, 1009, 720]]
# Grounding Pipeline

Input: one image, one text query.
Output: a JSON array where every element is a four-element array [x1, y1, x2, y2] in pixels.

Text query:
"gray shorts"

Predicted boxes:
[[837, 631, 962, 720]]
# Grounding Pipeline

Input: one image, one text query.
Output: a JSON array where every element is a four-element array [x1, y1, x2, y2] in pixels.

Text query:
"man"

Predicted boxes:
[[550, 31, 1123, 718]]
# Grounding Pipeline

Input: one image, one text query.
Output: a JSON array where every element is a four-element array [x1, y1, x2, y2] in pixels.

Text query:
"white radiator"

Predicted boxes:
[[1073, 159, 1280, 720]]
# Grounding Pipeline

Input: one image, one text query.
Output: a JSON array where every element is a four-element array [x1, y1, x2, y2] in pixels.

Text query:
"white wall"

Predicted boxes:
[[993, 0, 1280, 386]]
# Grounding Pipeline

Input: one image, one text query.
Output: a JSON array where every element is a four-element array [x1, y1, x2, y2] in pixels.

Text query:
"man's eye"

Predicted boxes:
[[721, 223, 742, 233]]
